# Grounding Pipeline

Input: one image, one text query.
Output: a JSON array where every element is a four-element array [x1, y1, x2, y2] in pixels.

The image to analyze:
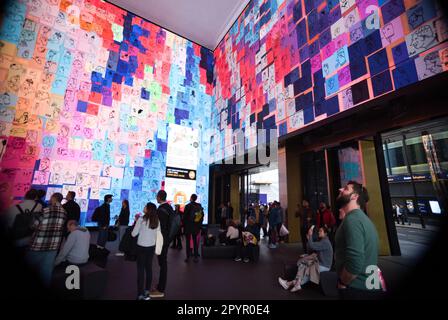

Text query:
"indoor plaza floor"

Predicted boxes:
[[89, 227, 423, 300]]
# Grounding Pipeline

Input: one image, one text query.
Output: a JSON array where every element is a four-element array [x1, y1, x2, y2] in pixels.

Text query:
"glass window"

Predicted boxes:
[[433, 131, 448, 172], [386, 140, 407, 175], [405, 136, 429, 173]]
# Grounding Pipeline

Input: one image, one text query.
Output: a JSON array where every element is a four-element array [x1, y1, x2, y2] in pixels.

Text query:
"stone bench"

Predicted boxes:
[[202, 244, 259, 262], [52, 262, 108, 299]]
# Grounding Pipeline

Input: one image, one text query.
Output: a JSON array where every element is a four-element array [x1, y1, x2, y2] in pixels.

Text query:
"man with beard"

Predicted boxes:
[[334, 181, 383, 299]]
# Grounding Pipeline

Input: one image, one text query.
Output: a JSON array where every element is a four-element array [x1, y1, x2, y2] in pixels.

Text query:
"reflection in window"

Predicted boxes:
[[386, 140, 407, 175], [406, 136, 429, 173], [433, 131, 448, 172]]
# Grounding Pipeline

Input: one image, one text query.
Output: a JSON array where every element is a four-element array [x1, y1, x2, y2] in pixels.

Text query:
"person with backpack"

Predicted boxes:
[[150, 190, 175, 299], [6, 189, 42, 256], [91, 194, 113, 249], [183, 194, 203, 263], [26, 193, 66, 287], [131, 202, 161, 300]]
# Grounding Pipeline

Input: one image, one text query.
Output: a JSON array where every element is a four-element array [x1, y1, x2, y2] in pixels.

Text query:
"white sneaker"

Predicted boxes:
[[115, 252, 125, 256], [290, 283, 302, 292], [278, 277, 290, 290]]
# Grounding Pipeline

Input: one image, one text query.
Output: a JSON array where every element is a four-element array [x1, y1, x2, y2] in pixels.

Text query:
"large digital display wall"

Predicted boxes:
[[0, 0, 214, 225], [211, 0, 448, 162]]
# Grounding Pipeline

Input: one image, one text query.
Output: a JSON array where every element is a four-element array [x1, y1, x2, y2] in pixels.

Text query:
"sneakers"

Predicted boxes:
[[243, 258, 250, 263], [115, 252, 125, 256], [278, 277, 291, 290], [234, 257, 242, 262], [268, 244, 277, 249], [149, 290, 165, 298], [290, 283, 302, 292], [137, 294, 150, 301]]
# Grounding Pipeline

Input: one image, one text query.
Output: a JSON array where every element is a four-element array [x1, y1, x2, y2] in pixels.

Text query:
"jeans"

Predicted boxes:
[[296, 265, 330, 285], [185, 232, 199, 258], [26, 250, 58, 287], [97, 227, 108, 247], [156, 243, 169, 293], [136, 245, 155, 296]]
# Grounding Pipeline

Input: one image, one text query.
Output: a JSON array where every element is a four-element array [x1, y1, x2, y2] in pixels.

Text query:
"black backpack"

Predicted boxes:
[[11, 202, 39, 240], [159, 205, 181, 240]]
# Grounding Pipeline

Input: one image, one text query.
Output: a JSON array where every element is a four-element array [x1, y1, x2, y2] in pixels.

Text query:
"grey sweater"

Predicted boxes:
[[55, 227, 90, 265], [307, 236, 333, 269]]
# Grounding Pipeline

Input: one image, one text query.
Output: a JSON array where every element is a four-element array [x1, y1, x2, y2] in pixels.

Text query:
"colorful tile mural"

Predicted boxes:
[[0, 0, 214, 225], [211, 0, 448, 162]]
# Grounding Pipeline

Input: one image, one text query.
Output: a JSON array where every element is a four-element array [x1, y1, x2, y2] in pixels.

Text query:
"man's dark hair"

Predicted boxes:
[[52, 193, 63, 203], [191, 194, 198, 202], [36, 189, 46, 199], [24, 189, 38, 200], [68, 191, 76, 199], [347, 180, 369, 209], [157, 190, 167, 201], [104, 194, 113, 202]]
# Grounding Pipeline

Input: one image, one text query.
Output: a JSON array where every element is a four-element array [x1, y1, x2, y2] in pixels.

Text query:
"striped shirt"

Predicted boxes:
[[30, 203, 67, 251]]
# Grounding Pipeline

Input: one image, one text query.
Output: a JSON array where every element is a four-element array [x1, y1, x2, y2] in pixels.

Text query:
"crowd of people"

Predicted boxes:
[[3, 180, 384, 300]]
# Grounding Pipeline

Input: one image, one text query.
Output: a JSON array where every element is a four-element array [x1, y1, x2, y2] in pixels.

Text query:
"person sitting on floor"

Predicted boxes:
[[219, 219, 240, 246], [234, 216, 260, 263], [54, 220, 90, 267], [278, 225, 333, 292]]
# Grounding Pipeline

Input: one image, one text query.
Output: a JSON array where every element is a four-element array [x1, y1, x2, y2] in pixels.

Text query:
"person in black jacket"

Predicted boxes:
[[183, 194, 203, 263], [150, 190, 174, 299], [92, 194, 113, 249], [63, 191, 81, 223], [115, 199, 130, 256]]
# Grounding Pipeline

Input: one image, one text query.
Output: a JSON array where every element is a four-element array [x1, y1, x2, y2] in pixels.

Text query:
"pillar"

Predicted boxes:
[[230, 174, 240, 222], [359, 140, 391, 255]]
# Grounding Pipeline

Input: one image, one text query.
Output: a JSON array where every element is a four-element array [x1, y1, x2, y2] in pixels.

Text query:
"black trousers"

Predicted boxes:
[[235, 243, 257, 261], [300, 226, 308, 253], [185, 232, 199, 258], [156, 243, 169, 293], [136, 245, 155, 296], [171, 232, 182, 248]]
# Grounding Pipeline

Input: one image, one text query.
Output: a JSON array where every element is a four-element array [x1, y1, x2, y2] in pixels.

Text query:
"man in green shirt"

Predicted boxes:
[[335, 181, 384, 299]]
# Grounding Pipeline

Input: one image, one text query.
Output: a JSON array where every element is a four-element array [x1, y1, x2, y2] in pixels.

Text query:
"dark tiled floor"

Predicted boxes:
[[101, 236, 331, 300], [93, 224, 434, 300]]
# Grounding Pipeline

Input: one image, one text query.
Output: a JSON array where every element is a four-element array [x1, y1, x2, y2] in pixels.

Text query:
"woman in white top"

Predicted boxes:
[[132, 202, 160, 300]]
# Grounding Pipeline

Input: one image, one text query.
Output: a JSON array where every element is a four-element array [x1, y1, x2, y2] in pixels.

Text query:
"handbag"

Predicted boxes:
[[279, 224, 289, 237], [155, 227, 164, 255], [88, 244, 110, 268]]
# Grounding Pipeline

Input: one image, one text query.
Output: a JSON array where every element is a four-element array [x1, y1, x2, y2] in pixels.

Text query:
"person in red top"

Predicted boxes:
[[316, 202, 336, 247], [316, 202, 336, 229]]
